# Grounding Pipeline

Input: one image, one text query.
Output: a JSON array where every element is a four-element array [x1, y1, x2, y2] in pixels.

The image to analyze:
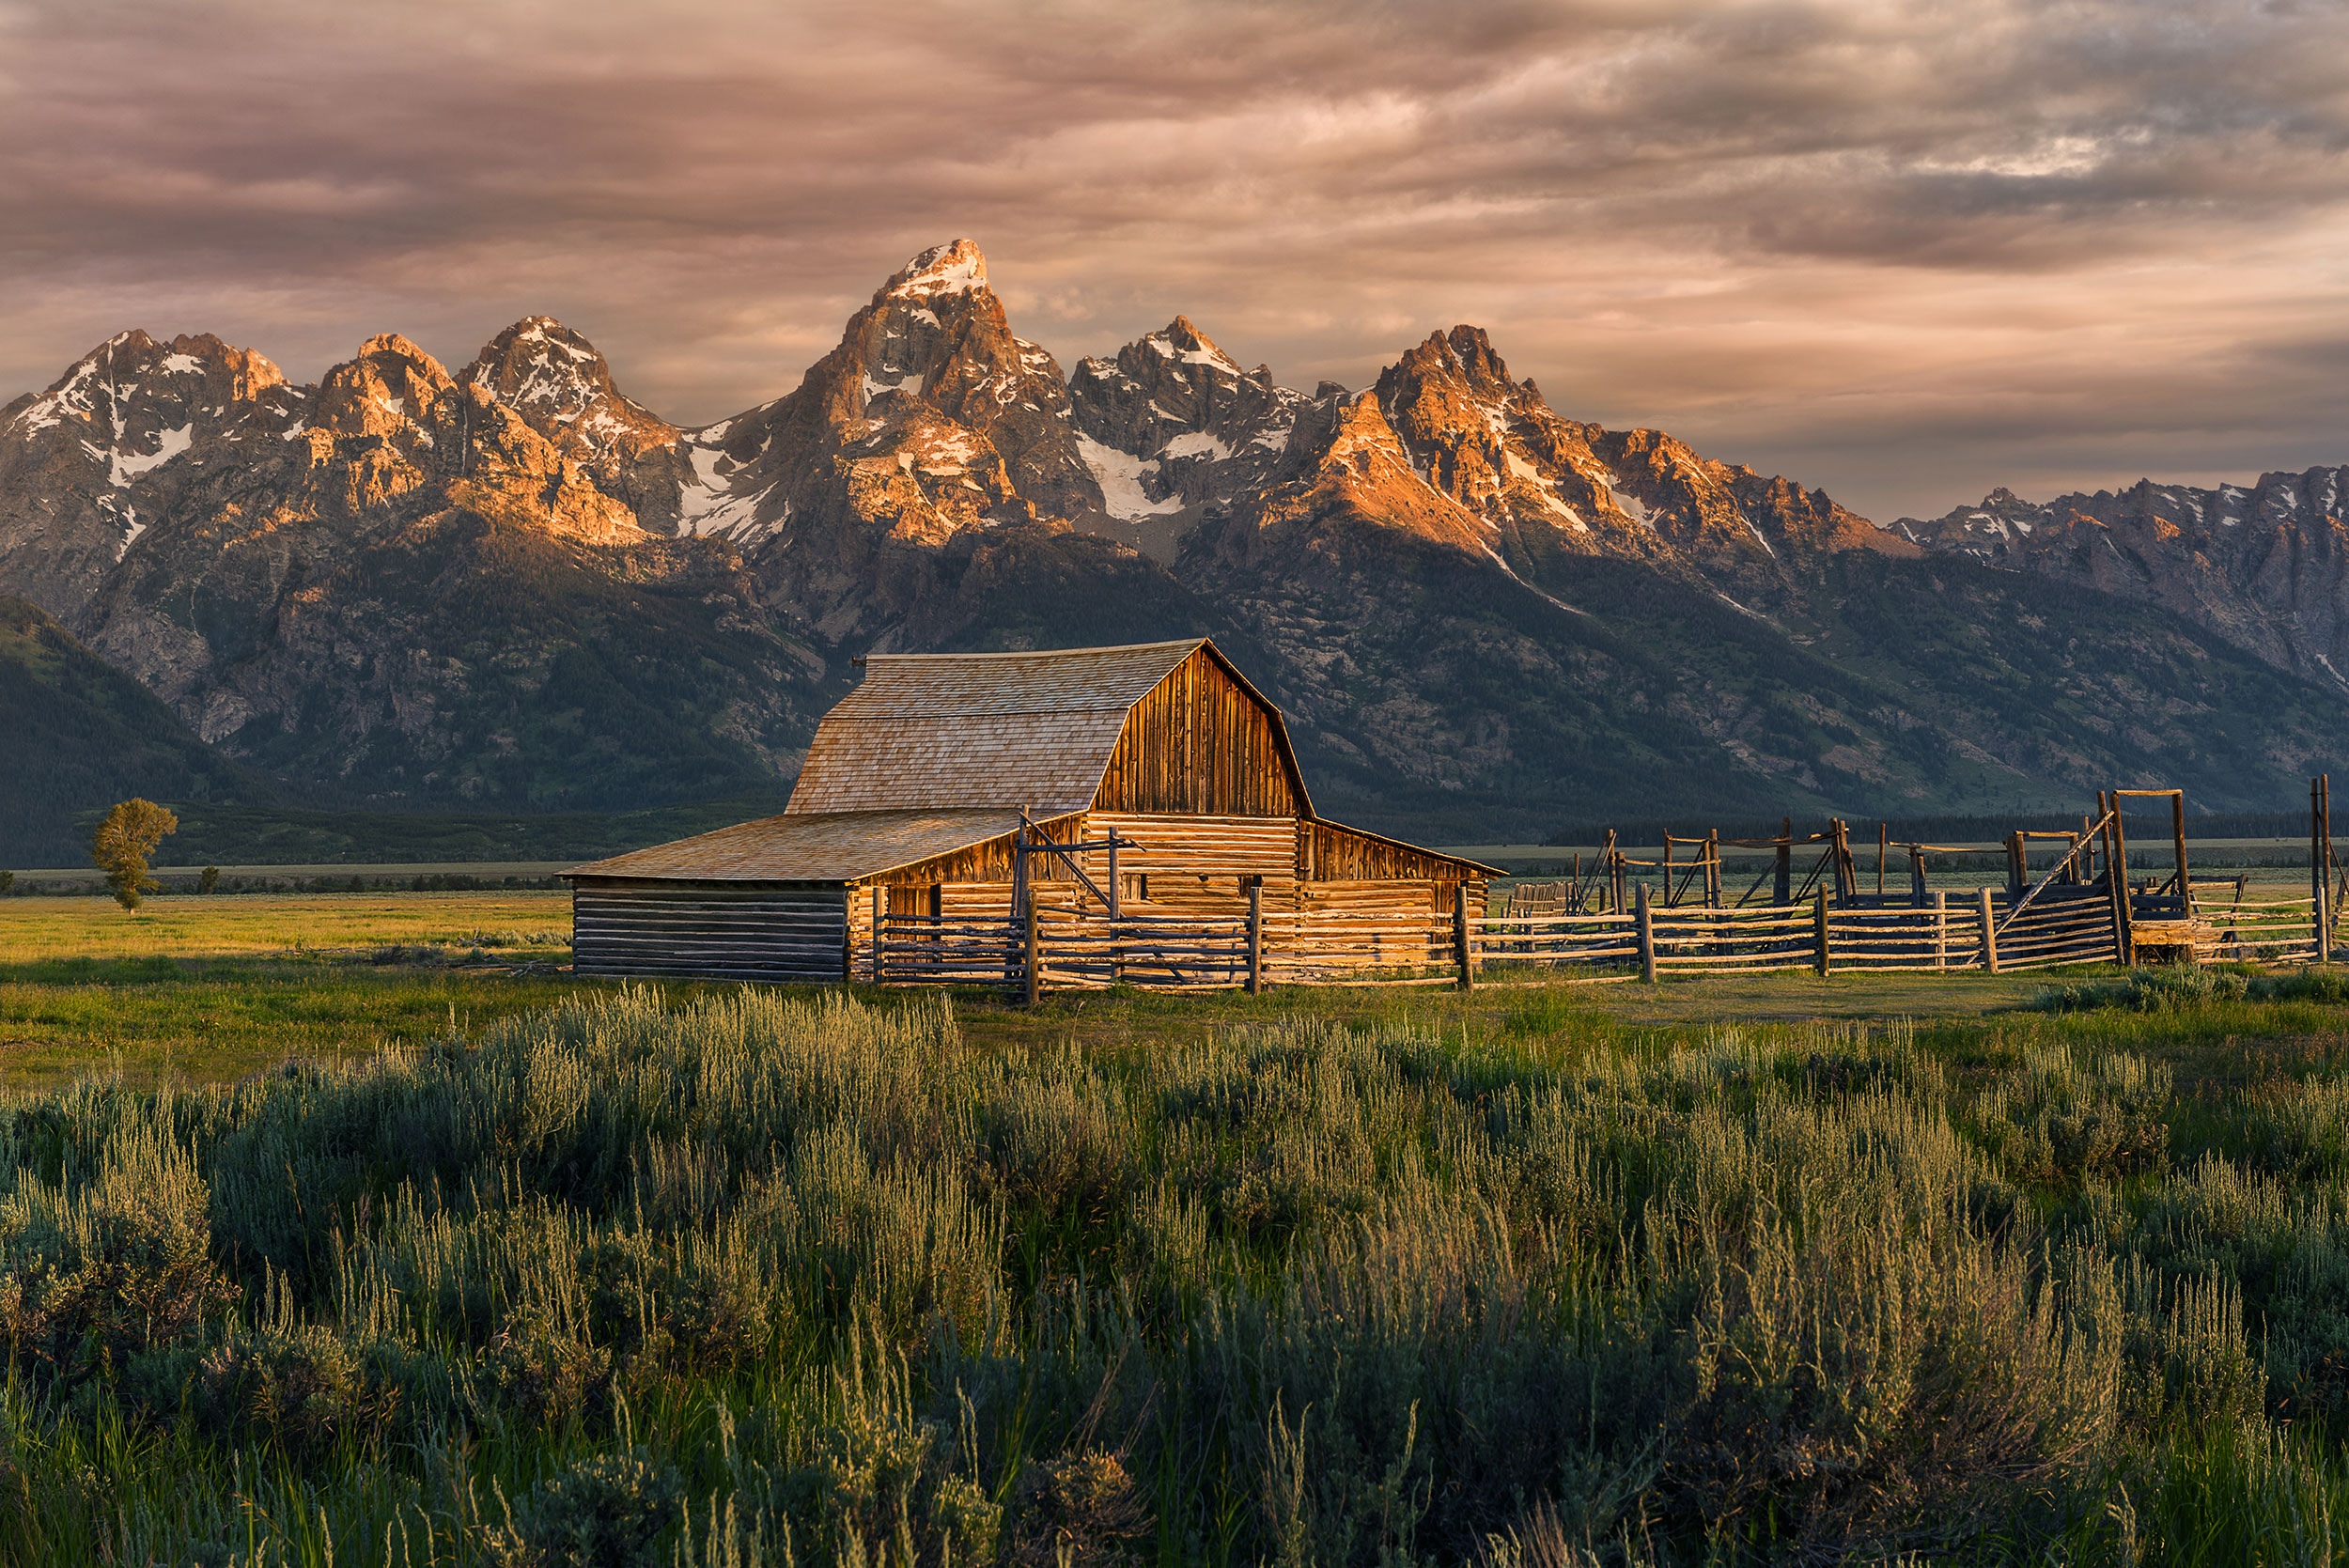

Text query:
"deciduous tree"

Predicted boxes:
[[91, 799, 178, 910]]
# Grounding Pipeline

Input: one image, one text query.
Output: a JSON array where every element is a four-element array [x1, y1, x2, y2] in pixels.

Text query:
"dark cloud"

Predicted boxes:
[[3, 0, 2346, 521]]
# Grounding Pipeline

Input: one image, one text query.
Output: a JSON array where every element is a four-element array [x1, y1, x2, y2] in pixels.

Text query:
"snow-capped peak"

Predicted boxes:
[[885, 240, 988, 301]]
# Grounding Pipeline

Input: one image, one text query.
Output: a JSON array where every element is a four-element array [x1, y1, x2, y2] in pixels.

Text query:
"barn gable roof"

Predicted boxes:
[[565, 808, 1075, 884], [787, 638, 1284, 815]]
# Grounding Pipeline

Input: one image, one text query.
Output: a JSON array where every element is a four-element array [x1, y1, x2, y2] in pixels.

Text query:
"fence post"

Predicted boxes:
[[1978, 887, 1999, 973], [1933, 890, 1948, 971], [1023, 890, 1040, 1006], [1812, 892, 1829, 977], [2111, 800, 2135, 966], [1248, 880, 1264, 996], [870, 885, 883, 985], [1453, 883, 1474, 991], [2326, 775, 2337, 961], [1637, 883, 1657, 984], [1775, 816, 1792, 906]]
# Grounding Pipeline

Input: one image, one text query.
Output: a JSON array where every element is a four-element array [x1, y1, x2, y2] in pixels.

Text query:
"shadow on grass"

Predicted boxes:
[[0, 954, 216, 986]]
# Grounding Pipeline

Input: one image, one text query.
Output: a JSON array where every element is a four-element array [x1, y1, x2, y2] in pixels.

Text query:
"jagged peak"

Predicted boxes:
[[75, 328, 159, 363], [463, 318, 615, 394], [1446, 324, 1499, 359], [883, 239, 988, 302], [351, 334, 447, 376], [8, 331, 290, 439], [474, 315, 603, 359], [1393, 324, 1515, 390], [51, 329, 282, 382], [1136, 316, 1243, 375]]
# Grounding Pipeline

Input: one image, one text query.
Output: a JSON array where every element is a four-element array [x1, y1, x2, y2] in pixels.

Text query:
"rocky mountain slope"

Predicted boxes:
[[0, 594, 277, 866], [1896, 473, 2349, 692], [6, 238, 2349, 837]]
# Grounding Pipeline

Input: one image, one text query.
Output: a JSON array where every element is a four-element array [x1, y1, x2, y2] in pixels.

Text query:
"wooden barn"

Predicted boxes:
[[563, 638, 1493, 984]]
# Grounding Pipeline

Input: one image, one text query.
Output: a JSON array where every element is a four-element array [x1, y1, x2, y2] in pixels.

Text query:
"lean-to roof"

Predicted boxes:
[[786, 639, 1211, 815], [564, 808, 1068, 884]]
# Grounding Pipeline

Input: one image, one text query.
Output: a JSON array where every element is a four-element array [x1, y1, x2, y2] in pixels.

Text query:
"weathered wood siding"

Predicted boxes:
[[1301, 820, 1477, 884], [1302, 878, 1445, 912], [1094, 648, 1303, 816], [573, 878, 848, 982], [1084, 813, 1300, 914]]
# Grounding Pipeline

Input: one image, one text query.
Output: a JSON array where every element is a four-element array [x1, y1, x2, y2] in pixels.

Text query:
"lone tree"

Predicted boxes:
[[91, 799, 179, 910]]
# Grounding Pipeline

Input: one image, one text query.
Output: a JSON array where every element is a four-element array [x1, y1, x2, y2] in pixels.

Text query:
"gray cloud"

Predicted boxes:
[[4, 0, 2346, 521]]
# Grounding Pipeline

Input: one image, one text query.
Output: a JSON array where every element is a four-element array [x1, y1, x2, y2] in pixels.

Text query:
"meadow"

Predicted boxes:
[[5, 895, 2349, 1562]]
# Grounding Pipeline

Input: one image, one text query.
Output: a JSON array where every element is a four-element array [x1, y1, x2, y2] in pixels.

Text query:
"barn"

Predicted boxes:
[[562, 638, 1493, 984]]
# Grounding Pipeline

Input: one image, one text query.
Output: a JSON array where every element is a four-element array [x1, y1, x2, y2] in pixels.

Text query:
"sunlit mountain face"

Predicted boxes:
[[8, 241, 2349, 840]]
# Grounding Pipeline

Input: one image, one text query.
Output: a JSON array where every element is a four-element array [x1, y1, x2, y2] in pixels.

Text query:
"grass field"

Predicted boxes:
[[0, 891, 570, 961], [0, 893, 579, 1092], [0, 891, 2116, 1094], [8, 895, 2349, 1561]]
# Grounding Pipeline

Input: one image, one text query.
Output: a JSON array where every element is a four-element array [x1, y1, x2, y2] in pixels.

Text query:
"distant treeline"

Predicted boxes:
[[1548, 808, 2323, 848], [0, 872, 568, 896], [15, 795, 796, 871]]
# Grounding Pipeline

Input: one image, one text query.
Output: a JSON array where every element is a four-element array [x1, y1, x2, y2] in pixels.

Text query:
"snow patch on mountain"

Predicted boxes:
[[862, 372, 926, 405], [1076, 433, 1179, 520], [1160, 432, 1230, 461], [111, 425, 192, 485]]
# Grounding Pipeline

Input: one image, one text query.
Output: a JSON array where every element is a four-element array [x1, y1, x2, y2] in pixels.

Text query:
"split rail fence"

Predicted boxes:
[[869, 883, 2346, 997], [870, 777, 2349, 998]]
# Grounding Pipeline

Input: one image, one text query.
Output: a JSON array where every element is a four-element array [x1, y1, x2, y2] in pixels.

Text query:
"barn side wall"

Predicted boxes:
[[572, 877, 849, 982], [1090, 812, 1299, 914], [855, 813, 1486, 928]]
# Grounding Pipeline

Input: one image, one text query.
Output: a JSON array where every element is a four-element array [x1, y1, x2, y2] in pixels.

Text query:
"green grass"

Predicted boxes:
[[0, 892, 572, 963], [0, 893, 588, 1092], [9, 983, 2349, 1563]]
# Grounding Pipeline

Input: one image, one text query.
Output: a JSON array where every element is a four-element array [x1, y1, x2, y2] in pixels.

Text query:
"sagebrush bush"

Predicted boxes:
[[0, 986, 2343, 1563]]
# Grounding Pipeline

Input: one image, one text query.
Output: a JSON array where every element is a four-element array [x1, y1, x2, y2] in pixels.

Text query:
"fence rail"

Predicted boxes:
[[863, 879, 2341, 996]]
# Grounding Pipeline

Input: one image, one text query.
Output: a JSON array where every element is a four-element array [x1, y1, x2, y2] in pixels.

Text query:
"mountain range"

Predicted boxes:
[[6, 238, 2349, 863]]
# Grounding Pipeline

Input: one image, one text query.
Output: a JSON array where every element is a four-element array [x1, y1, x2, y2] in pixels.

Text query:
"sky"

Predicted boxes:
[[3, 0, 2346, 523]]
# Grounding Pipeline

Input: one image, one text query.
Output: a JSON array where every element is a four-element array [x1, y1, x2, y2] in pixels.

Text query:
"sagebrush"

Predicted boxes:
[[3, 986, 2348, 1563]]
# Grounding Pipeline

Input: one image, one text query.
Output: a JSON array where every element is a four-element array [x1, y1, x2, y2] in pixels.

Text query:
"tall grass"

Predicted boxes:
[[1, 986, 2345, 1563]]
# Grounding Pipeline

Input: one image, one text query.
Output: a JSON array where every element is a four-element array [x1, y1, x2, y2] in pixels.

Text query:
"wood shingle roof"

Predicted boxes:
[[786, 638, 1209, 815], [565, 808, 1071, 884]]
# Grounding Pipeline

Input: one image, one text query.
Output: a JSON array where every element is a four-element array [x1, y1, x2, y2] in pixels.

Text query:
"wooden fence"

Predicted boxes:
[[2190, 880, 2328, 964], [866, 879, 2345, 996]]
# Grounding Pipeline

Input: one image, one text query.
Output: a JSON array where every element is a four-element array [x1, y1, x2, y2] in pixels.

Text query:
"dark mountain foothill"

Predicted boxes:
[[5, 238, 2348, 847]]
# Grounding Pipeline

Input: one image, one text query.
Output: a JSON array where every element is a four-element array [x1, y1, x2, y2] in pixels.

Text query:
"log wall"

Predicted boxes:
[[573, 878, 849, 983]]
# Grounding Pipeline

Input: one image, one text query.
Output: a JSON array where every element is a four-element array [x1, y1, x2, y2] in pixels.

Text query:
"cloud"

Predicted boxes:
[[4, 0, 2347, 520]]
